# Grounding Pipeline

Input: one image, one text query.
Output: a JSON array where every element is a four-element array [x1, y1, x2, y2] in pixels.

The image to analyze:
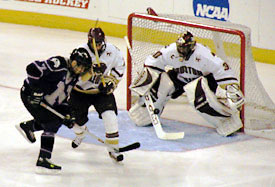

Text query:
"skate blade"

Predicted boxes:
[[35, 166, 61, 175]]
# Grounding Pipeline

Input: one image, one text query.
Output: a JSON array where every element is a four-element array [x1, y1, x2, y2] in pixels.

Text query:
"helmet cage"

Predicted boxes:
[[88, 27, 106, 52], [176, 31, 196, 58]]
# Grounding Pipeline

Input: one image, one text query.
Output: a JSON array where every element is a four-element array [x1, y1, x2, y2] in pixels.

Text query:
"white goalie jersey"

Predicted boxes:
[[129, 41, 244, 137], [75, 43, 125, 91], [145, 43, 239, 86]]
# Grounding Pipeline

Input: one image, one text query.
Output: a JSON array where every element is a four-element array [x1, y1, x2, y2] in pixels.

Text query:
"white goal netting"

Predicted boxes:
[[126, 13, 275, 135]]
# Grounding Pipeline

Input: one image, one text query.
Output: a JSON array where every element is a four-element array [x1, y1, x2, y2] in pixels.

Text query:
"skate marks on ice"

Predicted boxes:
[[57, 110, 253, 152]]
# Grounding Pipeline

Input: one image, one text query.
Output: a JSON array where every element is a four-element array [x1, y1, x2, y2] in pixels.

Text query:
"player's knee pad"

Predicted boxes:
[[102, 110, 118, 133], [184, 77, 243, 136], [128, 99, 152, 127]]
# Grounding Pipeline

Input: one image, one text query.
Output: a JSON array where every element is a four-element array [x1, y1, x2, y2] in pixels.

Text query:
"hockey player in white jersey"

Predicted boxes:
[[69, 27, 126, 162], [129, 31, 245, 136]]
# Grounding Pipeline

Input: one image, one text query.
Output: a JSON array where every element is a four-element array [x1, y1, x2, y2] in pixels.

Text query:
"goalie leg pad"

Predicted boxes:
[[184, 77, 243, 136], [128, 99, 152, 127], [128, 72, 175, 127], [153, 72, 175, 112]]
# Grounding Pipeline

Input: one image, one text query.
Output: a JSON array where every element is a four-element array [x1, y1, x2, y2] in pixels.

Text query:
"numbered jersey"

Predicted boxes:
[[75, 43, 125, 91], [145, 43, 238, 85], [24, 56, 78, 106]]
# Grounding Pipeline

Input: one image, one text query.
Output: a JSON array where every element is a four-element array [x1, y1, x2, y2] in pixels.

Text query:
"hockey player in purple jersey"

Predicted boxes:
[[16, 48, 92, 174]]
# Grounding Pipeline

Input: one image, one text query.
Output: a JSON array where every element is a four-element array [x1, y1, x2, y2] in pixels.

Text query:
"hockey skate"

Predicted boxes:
[[15, 121, 36, 143], [71, 125, 87, 148], [107, 144, 124, 162], [71, 135, 85, 148], [108, 151, 124, 162], [36, 157, 61, 174]]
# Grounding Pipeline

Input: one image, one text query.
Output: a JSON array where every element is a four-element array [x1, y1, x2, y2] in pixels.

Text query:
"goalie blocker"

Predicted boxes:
[[184, 77, 244, 136]]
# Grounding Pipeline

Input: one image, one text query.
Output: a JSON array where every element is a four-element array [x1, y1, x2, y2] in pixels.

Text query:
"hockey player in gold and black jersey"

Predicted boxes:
[[69, 27, 126, 162]]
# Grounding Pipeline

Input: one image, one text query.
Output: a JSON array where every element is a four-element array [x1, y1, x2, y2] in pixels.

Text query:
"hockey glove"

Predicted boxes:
[[226, 84, 245, 111], [63, 114, 76, 129], [98, 81, 115, 95], [92, 63, 107, 75], [98, 75, 119, 95], [29, 88, 44, 106]]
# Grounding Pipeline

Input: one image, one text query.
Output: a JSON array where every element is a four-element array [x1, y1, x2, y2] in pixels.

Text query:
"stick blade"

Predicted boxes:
[[154, 123, 184, 140], [119, 142, 140, 152], [158, 132, 184, 140]]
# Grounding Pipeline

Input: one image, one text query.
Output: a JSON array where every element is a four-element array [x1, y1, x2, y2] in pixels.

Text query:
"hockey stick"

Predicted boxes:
[[144, 93, 184, 140], [40, 102, 140, 152], [92, 38, 106, 87], [124, 36, 184, 140]]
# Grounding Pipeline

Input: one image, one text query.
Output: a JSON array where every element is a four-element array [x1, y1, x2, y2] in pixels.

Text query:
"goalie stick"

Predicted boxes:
[[144, 93, 184, 140], [40, 102, 140, 153], [124, 36, 184, 140]]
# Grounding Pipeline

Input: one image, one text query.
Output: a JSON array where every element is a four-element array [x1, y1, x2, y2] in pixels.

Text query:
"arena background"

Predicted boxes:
[[0, 0, 274, 64]]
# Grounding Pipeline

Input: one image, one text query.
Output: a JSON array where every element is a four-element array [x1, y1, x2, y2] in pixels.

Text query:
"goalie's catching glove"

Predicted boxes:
[[28, 88, 44, 106], [225, 84, 244, 111], [63, 114, 75, 129]]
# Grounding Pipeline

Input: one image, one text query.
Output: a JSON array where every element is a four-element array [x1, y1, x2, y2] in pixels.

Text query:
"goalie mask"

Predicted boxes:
[[69, 48, 92, 75], [88, 27, 106, 54], [176, 31, 196, 60]]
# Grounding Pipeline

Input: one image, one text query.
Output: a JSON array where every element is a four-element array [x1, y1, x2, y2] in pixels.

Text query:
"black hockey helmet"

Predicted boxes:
[[69, 48, 92, 74], [87, 27, 106, 53], [176, 31, 196, 60]]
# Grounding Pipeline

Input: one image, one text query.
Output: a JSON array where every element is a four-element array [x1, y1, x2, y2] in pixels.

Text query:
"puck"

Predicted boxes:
[[153, 109, 160, 114]]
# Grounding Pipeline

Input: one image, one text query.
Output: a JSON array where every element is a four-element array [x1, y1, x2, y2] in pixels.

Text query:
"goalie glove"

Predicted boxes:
[[98, 75, 119, 95], [225, 84, 244, 111]]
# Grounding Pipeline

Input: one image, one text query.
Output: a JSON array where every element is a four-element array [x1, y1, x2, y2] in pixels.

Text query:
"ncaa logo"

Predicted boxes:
[[193, 0, 230, 21]]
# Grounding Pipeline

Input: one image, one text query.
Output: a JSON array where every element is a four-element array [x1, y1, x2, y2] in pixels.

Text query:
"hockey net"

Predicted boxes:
[[126, 12, 275, 137]]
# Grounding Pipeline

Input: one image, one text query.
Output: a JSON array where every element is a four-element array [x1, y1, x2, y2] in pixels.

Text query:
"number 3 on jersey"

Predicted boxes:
[[223, 62, 230, 71]]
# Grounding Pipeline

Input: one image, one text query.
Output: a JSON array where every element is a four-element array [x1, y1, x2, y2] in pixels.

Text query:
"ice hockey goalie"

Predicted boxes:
[[128, 31, 245, 136]]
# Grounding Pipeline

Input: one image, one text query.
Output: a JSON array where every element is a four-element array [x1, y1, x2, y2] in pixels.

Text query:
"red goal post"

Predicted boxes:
[[126, 12, 275, 136]]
